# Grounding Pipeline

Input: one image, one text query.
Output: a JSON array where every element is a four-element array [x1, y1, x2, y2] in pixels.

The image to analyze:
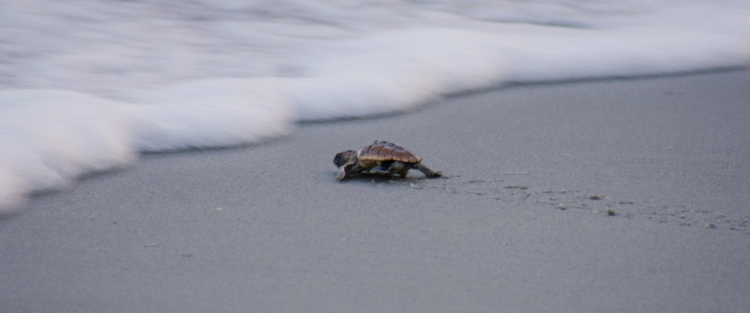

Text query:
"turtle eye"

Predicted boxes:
[[333, 153, 343, 167]]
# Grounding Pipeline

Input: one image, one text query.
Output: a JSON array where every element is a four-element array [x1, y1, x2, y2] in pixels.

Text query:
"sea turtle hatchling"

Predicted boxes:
[[333, 140, 442, 181]]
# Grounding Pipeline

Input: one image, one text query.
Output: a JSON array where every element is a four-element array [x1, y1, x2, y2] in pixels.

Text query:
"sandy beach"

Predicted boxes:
[[1, 70, 749, 312]]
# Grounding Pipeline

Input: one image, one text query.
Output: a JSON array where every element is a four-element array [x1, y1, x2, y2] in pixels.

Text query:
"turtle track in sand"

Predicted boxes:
[[365, 175, 750, 234]]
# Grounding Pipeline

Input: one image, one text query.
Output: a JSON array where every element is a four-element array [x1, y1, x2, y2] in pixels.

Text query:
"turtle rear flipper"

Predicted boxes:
[[416, 163, 442, 178]]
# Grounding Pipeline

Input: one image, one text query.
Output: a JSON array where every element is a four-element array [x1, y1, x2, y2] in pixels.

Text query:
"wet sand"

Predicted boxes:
[[1, 70, 749, 313]]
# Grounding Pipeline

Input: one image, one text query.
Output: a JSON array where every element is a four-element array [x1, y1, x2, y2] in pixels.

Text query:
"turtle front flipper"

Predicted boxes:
[[416, 163, 442, 178], [336, 163, 357, 181]]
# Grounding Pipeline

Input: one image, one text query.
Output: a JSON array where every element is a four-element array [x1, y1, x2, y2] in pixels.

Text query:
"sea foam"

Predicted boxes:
[[1, 0, 749, 212]]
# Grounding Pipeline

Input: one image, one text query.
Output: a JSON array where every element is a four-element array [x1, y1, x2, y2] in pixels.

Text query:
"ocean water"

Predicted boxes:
[[1, 0, 749, 212]]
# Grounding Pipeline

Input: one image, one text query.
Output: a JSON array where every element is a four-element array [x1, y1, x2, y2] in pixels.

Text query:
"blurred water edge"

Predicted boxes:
[[1, 0, 749, 212]]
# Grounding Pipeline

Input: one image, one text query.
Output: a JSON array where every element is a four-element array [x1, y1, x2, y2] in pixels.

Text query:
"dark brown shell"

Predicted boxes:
[[357, 141, 422, 163]]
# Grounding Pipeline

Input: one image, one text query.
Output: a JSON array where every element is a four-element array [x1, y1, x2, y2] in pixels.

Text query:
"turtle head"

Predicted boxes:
[[333, 150, 356, 168]]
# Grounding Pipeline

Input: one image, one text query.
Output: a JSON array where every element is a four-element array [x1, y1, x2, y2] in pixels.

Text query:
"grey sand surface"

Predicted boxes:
[[1, 70, 749, 312]]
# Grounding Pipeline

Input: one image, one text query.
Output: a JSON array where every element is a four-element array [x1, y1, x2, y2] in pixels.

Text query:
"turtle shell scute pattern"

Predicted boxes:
[[357, 141, 422, 163]]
